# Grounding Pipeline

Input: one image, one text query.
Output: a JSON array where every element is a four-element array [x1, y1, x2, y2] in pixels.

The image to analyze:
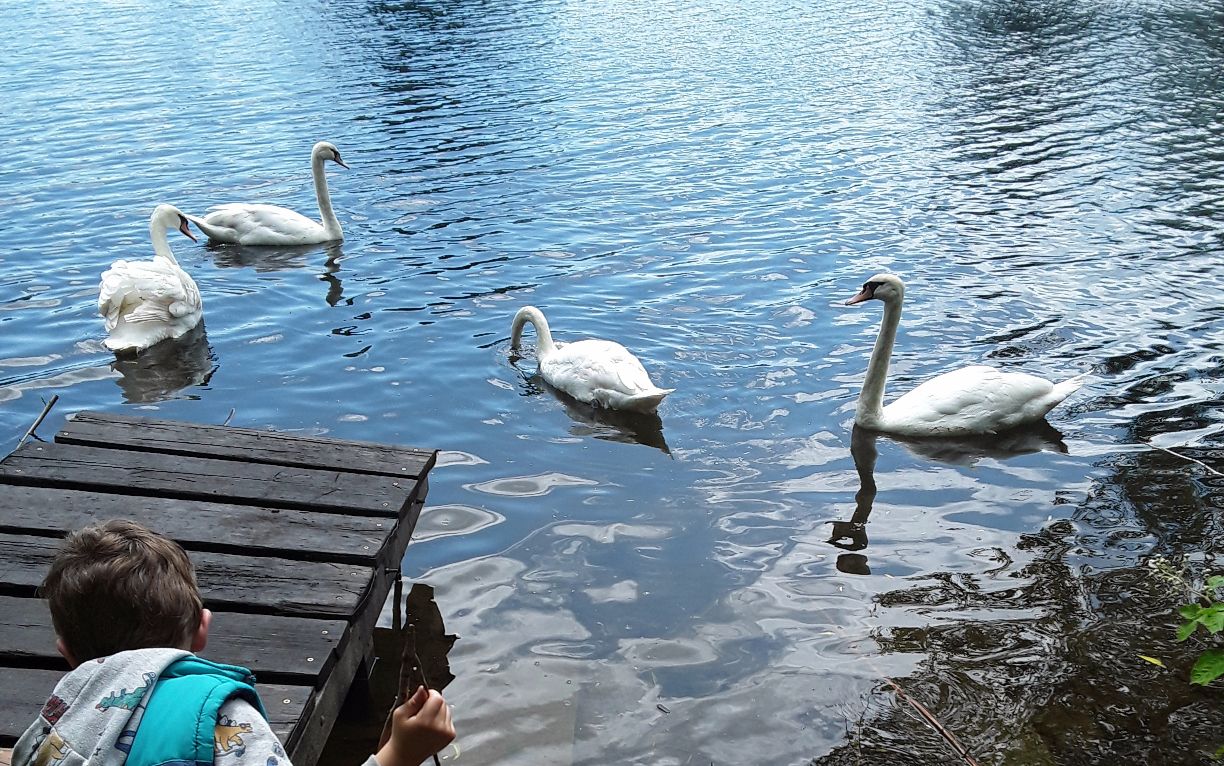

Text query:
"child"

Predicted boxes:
[[13, 519, 454, 766]]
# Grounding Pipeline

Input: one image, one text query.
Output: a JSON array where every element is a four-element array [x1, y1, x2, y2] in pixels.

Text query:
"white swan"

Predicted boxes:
[[187, 141, 348, 246], [99, 205, 203, 352], [846, 273, 1085, 436], [510, 306, 674, 414]]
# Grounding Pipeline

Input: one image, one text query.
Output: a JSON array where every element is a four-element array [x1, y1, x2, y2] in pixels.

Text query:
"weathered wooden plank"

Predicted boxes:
[[58, 412, 436, 479], [0, 597, 346, 686], [0, 485, 393, 566], [284, 498, 425, 765], [0, 411, 436, 766], [0, 668, 310, 749], [0, 442, 416, 517], [0, 534, 370, 619]]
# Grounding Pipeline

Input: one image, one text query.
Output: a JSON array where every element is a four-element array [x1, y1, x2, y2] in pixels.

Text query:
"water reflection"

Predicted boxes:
[[207, 241, 344, 271], [514, 364, 671, 453], [319, 251, 349, 308], [890, 420, 1069, 465], [553, 390, 671, 454], [110, 322, 216, 403], [208, 241, 350, 306], [828, 427, 878, 573], [832, 422, 1070, 574]]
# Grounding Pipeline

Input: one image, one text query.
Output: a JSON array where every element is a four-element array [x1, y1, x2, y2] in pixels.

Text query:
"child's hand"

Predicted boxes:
[[375, 686, 455, 766]]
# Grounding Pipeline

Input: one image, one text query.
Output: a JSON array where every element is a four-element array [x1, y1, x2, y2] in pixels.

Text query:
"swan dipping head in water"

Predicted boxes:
[[510, 305, 674, 415], [845, 273, 1086, 436]]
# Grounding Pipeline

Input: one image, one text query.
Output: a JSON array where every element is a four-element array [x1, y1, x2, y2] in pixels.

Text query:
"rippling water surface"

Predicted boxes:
[[3, 1, 1223, 763]]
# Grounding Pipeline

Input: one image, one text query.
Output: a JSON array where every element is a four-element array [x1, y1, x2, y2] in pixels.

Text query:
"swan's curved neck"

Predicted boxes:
[[511, 307, 556, 357], [150, 216, 178, 265], [857, 296, 902, 424], [312, 154, 342, 238]]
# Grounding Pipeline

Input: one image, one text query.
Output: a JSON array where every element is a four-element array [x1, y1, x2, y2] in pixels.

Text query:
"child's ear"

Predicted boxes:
[[56, 638, 79, 669], [190, 608, 212, 653]]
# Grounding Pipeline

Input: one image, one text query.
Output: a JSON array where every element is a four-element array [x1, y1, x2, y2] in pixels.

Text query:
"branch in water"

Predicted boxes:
[[1147, 441, 1224, 478]]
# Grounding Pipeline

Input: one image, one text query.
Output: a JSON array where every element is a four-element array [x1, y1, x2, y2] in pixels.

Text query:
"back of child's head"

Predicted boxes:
[[41, 519, 203, 663]]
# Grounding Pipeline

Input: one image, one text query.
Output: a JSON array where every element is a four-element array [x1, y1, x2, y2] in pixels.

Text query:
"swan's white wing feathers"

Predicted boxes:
[[542, 340, 656, 392], [98, 258, 202, 346], [101, 260, 191, 322], [884, 365, 1060, 434], [537, 338, 672, 413], [193, 204, 325, 246]]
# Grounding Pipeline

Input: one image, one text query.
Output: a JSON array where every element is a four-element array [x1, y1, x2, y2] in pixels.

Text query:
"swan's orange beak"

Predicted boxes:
[[333, 154, 350, 169], [178, 217, 198, 242], [845, 286, 872, 305]]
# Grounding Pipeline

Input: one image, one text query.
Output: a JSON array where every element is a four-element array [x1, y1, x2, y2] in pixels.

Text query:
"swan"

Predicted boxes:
[[187, 141, 348, 246], [510, 306, 674, 414], [99, 205, 203, 352], [845, 273, 1086, 436]]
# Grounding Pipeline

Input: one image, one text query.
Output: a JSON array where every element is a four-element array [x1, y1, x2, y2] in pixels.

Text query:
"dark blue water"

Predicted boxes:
[[3, 1, 1222, 763]]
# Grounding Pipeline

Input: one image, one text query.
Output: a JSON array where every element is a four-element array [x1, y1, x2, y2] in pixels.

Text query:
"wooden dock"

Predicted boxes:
[[0, 411, 436, 766]]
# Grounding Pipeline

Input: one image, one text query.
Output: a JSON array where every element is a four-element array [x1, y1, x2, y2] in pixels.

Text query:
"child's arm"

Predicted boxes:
[[213, 698, 290, 766], [374, 687, 455, 766]]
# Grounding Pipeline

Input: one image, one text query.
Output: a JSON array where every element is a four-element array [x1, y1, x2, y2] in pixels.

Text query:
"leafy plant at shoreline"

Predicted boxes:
[[1177, 574, 1224, 687], [1148, 559, 1224, 759], [1146, 558, 1224, 686]]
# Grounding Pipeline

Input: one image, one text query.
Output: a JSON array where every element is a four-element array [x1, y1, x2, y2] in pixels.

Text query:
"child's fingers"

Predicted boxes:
[[397, 685, 429, 718], [415, 690, 447, 722]]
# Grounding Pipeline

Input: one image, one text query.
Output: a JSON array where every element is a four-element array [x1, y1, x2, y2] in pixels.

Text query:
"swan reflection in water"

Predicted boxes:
[[510, 356, 671, 454], [207, 242, 348, 306], [830, 421, 1069, 575], [111, 322, 217, 403], [555, 389, 671, 454]]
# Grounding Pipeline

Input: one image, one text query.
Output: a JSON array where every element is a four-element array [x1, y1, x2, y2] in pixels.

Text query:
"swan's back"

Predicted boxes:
[[881, 366, 1083, 435], [192, 204, 325, 246], [99, 258, 202, 351], [540, 339, 673, 414]]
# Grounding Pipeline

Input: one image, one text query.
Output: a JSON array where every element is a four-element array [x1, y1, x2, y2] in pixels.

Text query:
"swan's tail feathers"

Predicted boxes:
[[1051, 373, 1090, 404], [618, 387, 675, 415]]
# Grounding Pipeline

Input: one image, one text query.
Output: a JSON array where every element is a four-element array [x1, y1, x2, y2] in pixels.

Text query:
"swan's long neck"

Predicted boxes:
[[857, 295, 902, 424], [511, 307, 556, 357], [150, 215, 178, 265], [312, 154, 342, 238]]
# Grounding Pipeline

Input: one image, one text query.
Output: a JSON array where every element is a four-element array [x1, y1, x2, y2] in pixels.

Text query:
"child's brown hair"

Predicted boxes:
[[41, 519, 204, 662]]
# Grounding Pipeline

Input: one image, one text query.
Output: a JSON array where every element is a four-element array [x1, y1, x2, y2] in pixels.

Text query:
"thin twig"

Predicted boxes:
[[1147, 441, 1224, 477], [18, 395, 60, 447], [405, 624, 443, 766], [883, 677, 980, 766], [380, 622, 443, 766], [222, 408, 236, 427]]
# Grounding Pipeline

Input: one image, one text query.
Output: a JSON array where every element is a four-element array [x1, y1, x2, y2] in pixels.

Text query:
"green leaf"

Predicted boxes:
[[1214, 744, 1224, 761], [1189, 649, 1224, 686], [1206, 575, 1224, 591], [1180, 604, 1204, 621], [1137, 655, 1166, 668], [1177, 621, 1199, 642], [1201, 605, 1224, 634]]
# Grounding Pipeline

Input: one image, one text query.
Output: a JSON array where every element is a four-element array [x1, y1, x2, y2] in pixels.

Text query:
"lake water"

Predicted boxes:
[[2, 0, 1222, 763]]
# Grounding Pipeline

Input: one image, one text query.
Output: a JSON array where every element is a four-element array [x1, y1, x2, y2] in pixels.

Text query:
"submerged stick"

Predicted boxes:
[[18, 395, 59, 447], [399, 624, 443, 766], [1146, 441, 1224, 478], [380, 584, 453, 766], [883, 677, 980, 766]]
